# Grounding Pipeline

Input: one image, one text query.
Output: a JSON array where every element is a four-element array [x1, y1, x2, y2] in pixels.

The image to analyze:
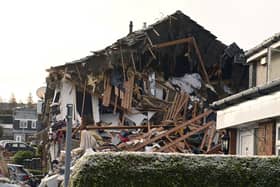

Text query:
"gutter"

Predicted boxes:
[[210, 79, 280, 110], [245, 32, 280, 58]]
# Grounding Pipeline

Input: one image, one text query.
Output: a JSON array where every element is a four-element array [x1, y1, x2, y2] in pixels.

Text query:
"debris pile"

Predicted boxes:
[[41, 11, 248, 161]]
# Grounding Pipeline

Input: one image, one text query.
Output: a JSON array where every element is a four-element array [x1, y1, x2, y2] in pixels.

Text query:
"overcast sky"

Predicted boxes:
[[0, 0, 279, 103]]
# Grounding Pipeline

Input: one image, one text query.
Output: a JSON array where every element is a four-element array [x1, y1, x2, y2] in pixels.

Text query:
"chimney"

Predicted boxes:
[[143, 22, 147, 29], [129, 21, 133, 34]]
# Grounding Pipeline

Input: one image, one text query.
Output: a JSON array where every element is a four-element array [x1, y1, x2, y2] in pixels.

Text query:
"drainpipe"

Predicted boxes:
[[267, 47, 272, 83]]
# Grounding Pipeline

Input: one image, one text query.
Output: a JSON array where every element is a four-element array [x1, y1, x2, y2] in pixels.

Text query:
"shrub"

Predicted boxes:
[[12, 151, 34, 165], [70, 152, 280, 187]]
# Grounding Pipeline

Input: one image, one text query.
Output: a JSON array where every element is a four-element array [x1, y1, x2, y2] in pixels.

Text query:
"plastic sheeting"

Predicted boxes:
[[169, 73, 202, 94], [80, 130, 97, 150], [92, 95, 100, 123]]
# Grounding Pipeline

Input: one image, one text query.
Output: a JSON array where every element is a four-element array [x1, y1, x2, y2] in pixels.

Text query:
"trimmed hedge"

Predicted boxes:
[[70, 152, 280, 187], [12, 150, 34, 165]]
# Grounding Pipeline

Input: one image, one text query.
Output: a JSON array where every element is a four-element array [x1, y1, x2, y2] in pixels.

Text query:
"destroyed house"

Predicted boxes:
[[42, 10, 248, 155]]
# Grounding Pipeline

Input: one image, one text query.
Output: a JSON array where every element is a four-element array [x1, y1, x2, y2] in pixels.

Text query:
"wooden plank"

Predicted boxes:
[[157, 121, 215, 152], [172, 94, 189, 119], [81, 80, 87, 117], [183, 100, 189, 121], [119, 44, 126, 81], [102, 75, 112, 107], [153, 37, 193, 49], [129, 110, 213, 151], [206, 143, 222, 154], [200, 129, 208, 150], [121, 74, 134, 110], [170, 93, 182, 120], [165, 93, 178, 120], [86, 124, 175, 130], [148, 46, 157, 59], [192, 102, 198, 118], [153, 37, 210, 84], [207, 123, 216, 152], [229, 129, 237, 155], [75, 64, 82, 82], [130, 53, 137, 72], [191, 37, 210, 84]]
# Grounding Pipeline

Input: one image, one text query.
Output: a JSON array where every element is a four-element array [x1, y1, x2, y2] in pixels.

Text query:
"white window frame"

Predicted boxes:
[[19, 120, 28, 129], [31, 120, 37, 129]]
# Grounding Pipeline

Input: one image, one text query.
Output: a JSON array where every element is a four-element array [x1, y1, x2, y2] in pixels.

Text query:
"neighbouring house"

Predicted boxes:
[[212, 32, 280, 155], [0, 114, 13, 140], [0, 103, 16, 140], [13, 107, 40, 142], [40, 10, 249, 165]]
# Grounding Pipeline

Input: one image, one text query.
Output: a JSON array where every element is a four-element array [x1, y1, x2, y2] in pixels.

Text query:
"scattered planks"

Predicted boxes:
[[121, 74, 134, 111], [129, 110, 213, 152], [164, 92, 189, 121], [102, 74, 112, 107]]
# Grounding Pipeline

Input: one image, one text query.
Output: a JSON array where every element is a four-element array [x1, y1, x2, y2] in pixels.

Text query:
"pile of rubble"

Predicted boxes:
[[40, 11, 248, 163]]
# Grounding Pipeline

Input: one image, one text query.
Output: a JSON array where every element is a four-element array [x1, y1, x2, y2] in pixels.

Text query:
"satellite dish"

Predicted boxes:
[[36, 87, 46, 99]]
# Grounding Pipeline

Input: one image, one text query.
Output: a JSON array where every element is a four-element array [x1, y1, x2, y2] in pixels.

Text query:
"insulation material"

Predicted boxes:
[[169, 73, 202, 94], [80, 130, 97, 150], [100, 113, 120, 125], [92, 95, 100, 123], [124, 108, 146, 125], [149, 72, 156, 96], [39, 174, 60, 187], [155, 87, 164, 100]]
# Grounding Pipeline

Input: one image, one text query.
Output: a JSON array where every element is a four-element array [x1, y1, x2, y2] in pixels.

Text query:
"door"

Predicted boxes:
[[15, 135, 22, 142], [239, 129, 254, 155]]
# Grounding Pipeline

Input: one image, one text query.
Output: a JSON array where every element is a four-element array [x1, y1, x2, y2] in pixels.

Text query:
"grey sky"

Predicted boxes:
[[0, 0, 278, 102]]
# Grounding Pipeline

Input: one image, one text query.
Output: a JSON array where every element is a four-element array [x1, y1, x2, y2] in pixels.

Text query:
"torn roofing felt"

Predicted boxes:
[[46, 10, 248, 98]]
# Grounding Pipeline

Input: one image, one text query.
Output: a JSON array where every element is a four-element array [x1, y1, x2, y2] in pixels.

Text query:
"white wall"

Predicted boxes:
[[217, 90, 280, 129]]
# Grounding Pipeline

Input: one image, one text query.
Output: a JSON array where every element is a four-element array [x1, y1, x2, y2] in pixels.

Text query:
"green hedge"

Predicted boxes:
[[12, 150, 34, 165], [70, 152, 280, 187]]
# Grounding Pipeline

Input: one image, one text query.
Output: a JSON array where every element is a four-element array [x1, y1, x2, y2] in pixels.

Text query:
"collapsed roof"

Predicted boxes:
[[42, 10, 248, 154], [47, 10, 248, 97]]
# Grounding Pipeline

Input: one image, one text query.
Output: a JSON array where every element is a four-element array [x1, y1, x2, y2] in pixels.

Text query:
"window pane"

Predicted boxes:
[[19, 144, 26, 148], [278, 127, 280, 140], [12, 143, 18, 148]]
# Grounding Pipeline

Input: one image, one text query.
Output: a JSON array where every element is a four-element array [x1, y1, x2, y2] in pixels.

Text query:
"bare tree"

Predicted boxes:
[[9, 93, 17, 107], [27, 92, 33, 107]]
